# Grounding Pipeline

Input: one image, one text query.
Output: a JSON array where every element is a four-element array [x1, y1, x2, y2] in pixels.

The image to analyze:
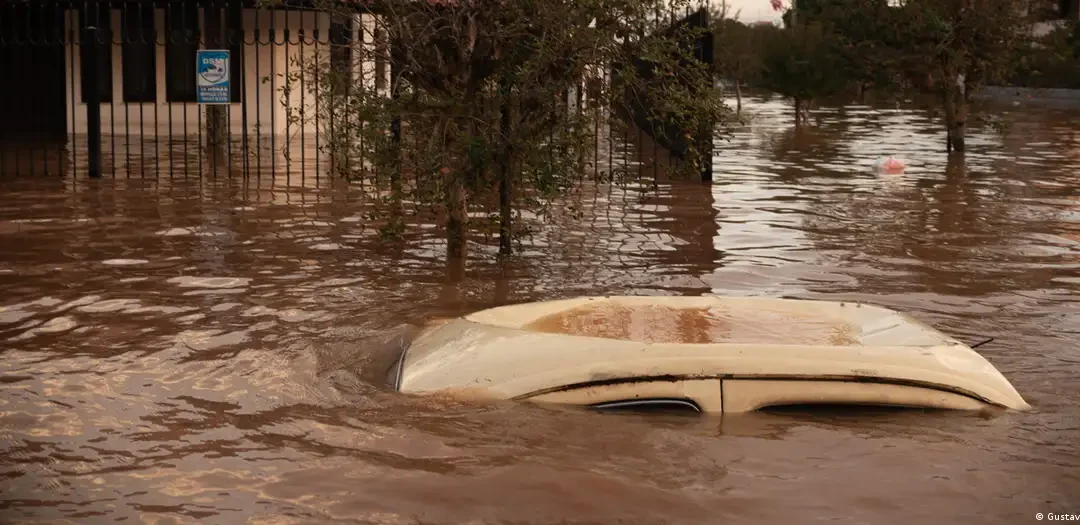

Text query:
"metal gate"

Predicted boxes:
[[0, 0, 713, 184]]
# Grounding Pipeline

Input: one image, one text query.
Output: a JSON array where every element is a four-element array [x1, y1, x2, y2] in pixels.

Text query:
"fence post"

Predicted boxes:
[[82, 25, 103, 179], [327, 13, 353, 178], [498, 78, 513, 256], [698, 5, 714, 183], [204, 0, 228, 169]]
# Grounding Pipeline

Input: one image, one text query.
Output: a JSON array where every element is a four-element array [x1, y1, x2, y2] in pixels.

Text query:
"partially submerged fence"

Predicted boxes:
[[0, 0, 713, 184]]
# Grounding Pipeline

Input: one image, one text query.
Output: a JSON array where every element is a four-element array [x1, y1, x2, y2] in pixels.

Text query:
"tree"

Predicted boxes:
[[757, 19, 847, 125], [713, 15, 765, 113], [1010, 20, 1080, 89], [270, 0, 728, 272], [804, 0, 906, 102], [766, 0, 1032, 150], [890, 0, 1031, 152]]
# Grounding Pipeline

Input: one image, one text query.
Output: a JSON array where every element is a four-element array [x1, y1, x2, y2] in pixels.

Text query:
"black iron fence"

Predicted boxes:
[[0, 0, 712, 184]]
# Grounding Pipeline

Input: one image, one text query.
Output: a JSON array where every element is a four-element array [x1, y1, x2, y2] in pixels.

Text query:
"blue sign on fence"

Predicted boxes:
[[196, 49, 230, 104]]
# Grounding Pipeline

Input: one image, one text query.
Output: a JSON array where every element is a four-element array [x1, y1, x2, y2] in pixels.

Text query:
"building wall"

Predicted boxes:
[[65, 7, 384, 141]]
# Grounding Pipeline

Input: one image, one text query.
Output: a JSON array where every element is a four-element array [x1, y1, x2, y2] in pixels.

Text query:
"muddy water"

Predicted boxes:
[[523, 302, 860, 345], [1, 98, 1079, 524]]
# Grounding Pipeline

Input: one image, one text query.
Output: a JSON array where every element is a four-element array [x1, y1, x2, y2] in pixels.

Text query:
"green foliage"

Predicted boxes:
[[734, 0, 1033, 146], [1009, 20, 1080, 89], [756, 19, 848, 120], [265, 0, 727, 256], [712, 18, 766, 91], [812, 1, 907, 99], [885, 0, 1032, 150], [898, 0, 1029, 88]]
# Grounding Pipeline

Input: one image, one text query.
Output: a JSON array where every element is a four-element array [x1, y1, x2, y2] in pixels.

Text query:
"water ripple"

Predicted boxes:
[[0, 97, 1078, 523]]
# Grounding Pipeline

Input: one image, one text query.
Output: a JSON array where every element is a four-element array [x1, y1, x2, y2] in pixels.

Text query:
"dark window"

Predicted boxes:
[[121, 3, 156, 103], [165, 2, 198, 102], [78, 3, 113, 103], [386, 347, 407, 391], [329, 15, 354, 94], [227, 1, 244, 103], [590, 398, 702, 415]]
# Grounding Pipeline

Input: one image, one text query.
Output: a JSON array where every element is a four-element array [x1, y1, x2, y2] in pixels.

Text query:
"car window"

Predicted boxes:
[[590, 398, 701, 415]]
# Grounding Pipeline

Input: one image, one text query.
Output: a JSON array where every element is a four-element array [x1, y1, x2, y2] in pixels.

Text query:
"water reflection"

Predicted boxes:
[[1, 97, 1079, 524]]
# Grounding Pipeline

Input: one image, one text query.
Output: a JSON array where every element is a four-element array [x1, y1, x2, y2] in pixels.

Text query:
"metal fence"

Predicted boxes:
[[0, 0, 712, 184]]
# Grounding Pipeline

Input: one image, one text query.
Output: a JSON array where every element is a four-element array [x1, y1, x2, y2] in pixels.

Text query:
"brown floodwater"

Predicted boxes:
[[1, 98, 1079, 524]]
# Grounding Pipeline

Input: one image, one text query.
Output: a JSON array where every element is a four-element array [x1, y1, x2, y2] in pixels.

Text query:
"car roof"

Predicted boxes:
[[396, 296, 1029, 410]]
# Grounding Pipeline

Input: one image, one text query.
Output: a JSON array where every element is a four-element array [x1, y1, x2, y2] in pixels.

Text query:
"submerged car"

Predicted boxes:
[[388, 296, 1030, 414]]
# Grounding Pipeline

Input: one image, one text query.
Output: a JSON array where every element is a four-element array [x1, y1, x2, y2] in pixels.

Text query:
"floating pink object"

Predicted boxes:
[[874, 156, 906, 174]]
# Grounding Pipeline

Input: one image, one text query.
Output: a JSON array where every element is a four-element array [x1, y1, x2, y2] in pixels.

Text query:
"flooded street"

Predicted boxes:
[[2, 98, 1079, 524]]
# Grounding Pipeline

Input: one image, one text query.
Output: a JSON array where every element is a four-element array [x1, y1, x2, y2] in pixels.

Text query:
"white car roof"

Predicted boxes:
[[397, 296, 1029, 411]]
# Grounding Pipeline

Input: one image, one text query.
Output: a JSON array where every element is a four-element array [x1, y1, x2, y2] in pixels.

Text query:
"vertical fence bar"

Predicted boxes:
[[122, 4, 130, 178], [28, 3, 38, 177], [270, 8, 277, 182], [53, 2, 66, 177], [390, 26, 400, 185], [255, 6, 262, 182], [35, 2, 49, 176], [139, 1, 147, 180], [15, 3, 30, 177], [226, 0, 236, 181], [68, 7, 77, 179], [42, 3, 54, 176], [594, 78, 599, 182], [44, 2, 58, 177], [357, 15, 364, 183], [0, 3, 7, 177], [196, 0, 204, 179], [10, 3, 25, 177], [206, 0, 215, 179], [159, 0, 173, 180], [110, 2, 121, 179], [238, 0, 250, 179], [28, 3, 40, 177], [178, 1, 188, 181], [697, 3, 713, 183], [227, 96, 234, 180], [498, 78, 512, 256], [313, 10, 321, 182], [205, 0, 225, 179], [284, 14, 291, 185], [633, 108, 641, 183], [652, 4, 661, 184], [197, 89, 203, 177], [369, 16, 388, 185], [299, 19, 307, 186], [83, 24, 103, 179], [206, 0, 216, 179], [608, 67, 613, 184], [327, 11, 346, 182], [149, 2, 159, 179]]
